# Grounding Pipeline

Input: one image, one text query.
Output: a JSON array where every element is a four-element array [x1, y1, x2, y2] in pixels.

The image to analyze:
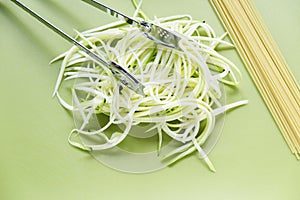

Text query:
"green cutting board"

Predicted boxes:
[[0, 0, 299, 199]]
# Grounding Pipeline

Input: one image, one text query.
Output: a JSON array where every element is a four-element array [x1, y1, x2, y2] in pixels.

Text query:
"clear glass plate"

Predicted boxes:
[[73, 83, 226, 173]]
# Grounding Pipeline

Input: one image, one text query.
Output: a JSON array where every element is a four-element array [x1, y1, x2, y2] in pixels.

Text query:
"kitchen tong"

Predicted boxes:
[[11, 0, 184, 95]]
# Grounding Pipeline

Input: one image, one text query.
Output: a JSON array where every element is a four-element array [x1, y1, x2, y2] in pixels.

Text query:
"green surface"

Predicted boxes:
[[0, 0, 299, 199]]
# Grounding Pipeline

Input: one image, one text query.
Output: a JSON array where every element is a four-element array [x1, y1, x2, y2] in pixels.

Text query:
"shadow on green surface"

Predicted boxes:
[[0, 2, 58, 58], [40, 0, 90, 28]]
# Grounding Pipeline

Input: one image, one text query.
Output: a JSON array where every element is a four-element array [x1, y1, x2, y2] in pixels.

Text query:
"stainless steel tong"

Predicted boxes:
[[82, 0, 182, 50], [11, 0, 145, 96]]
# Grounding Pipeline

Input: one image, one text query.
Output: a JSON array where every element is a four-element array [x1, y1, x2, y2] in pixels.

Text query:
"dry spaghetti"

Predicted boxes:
[[210, 0, 300, 158]]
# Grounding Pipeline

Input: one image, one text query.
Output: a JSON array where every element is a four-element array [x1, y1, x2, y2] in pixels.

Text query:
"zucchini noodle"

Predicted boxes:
[[52, 13, 247, 172]]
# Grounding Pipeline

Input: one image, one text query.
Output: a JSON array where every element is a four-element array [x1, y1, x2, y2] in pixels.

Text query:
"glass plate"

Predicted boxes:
[[73, 82, 226, 173]]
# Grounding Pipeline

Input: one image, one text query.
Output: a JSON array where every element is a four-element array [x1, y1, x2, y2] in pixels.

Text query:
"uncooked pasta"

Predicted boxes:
[[210, 0, 300, 158]]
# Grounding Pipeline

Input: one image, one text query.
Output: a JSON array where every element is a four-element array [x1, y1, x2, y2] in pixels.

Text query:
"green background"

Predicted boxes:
[[0, 0, 299, 199]]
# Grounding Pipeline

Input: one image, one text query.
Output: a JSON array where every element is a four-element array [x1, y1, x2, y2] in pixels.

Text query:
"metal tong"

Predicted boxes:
[[11, 0, 145, 96], [82, 0, 182, 50]]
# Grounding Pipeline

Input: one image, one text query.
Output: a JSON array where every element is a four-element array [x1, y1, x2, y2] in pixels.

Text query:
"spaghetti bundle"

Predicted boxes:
[[210, 0, 300, 158]]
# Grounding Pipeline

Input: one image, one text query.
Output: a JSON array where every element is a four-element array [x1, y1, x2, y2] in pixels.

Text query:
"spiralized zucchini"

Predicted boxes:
[[52, 11, 247, 172]]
